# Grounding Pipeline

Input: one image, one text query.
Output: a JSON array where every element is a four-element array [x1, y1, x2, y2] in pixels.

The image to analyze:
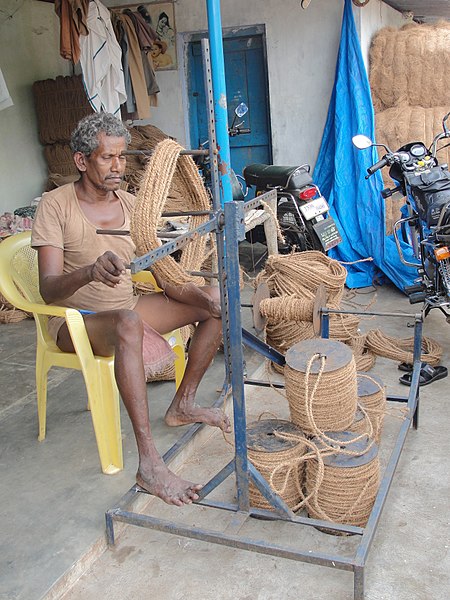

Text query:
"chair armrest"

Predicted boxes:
[[131, 270, 163, 292]]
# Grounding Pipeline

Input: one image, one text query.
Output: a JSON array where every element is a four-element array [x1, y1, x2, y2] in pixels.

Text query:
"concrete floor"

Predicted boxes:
[[1, 256, 449, 600]]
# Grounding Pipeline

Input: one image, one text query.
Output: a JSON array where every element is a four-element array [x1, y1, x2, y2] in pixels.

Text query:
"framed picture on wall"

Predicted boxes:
[[112, 2, 177, 71]]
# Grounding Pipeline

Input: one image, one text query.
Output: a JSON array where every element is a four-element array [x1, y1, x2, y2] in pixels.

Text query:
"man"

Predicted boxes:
[[32, 112, 230, 506]]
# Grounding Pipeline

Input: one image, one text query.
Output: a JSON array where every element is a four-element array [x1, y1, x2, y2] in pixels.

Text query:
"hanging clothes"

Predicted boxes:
[[54, 0, 89, 65], [111, 14, 137, 116], [79, 0, 126, 115], [118, 12, 151, 120], [122, 10, 160, 99]]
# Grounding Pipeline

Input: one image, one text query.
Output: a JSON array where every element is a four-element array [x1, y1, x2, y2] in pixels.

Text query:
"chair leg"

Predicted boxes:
[[84, 360, 123, 475], [36, 348, 50, 442], [173, 343, 186, 390]]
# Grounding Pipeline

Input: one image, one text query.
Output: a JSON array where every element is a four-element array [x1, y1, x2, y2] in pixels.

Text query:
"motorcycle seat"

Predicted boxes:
[[243, 164, 313, 191]]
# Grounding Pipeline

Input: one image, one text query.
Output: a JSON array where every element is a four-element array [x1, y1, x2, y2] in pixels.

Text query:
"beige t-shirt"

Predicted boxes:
[[31, 183, 139, 339]]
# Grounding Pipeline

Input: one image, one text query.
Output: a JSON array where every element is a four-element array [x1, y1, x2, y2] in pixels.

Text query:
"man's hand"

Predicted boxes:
[[90, 251, 127, 288]]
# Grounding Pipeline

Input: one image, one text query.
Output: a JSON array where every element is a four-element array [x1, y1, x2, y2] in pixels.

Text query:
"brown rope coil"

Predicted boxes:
[[285, 345, 358, 435], [305, 451, 380, 529], [247, 421, 307, 510], [130, 138, 210, 286], [365, 330, 442, 366], [256, 251, 347, 307], [355, 373, 386, 444]]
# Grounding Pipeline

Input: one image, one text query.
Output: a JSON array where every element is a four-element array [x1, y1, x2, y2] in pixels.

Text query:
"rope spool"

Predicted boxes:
[[356, 372, 386, 444], [305, 431, 380, 530], [260, 296, 314, 322], [257, 251, 347, 307], [130, 138, 210, 287], [247, 419, 307, 510], [348, 407, 372, 438], [285, 339, 358, 435], [365, 330, 442, 366]]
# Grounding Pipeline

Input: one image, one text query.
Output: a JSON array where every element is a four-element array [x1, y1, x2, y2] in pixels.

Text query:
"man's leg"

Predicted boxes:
[[56, 310, 202, 506], [135, 286, 231, 433]]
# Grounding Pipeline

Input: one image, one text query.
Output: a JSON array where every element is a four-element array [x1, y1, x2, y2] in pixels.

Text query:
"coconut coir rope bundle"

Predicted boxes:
[[305, 443, 380, 529], [365, 329, 442, 366], [355, 373, 386, 444], [370, 21, 450, 112], [130, 138, 210, 287], [285, 342, 358, 436], [247, 420, 307, 510], [256, 251, 347, 308]]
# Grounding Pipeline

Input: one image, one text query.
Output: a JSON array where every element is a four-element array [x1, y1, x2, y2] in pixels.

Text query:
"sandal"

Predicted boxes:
[[399, 363, 448, 387]]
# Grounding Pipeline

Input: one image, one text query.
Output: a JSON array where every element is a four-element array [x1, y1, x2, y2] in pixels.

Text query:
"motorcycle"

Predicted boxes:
[[197, 103, 342, 254], [243, 162, 342, 253], [352, 111, 450, 321]]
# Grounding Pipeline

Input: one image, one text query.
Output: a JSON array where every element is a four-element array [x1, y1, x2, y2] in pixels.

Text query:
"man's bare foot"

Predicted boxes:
[[165, 404, 232, 433], [136, 462, 203, 506]]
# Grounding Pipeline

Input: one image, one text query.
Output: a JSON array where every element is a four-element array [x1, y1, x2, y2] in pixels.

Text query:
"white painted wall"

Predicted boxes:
[[0, 0, 404, 213], [107, 0, 405, 168], [0, 0, 71, 213], [353, 0, 408, 71]]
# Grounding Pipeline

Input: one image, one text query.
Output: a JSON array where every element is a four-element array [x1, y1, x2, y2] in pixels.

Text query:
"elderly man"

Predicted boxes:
[[32, 112, 230, 506]]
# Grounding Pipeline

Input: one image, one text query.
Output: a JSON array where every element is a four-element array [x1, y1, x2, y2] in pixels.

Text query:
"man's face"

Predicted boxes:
[[78, 133, 127, 192]]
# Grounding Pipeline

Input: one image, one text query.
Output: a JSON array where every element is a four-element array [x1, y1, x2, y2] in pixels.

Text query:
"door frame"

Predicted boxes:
[[178, 24, 272, 160]]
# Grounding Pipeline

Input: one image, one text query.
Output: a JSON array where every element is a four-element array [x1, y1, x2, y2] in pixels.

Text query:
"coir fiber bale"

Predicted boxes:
[[33, 75, 93, 145], [370, 21, 450, 112], [43, 143, 79, 178]]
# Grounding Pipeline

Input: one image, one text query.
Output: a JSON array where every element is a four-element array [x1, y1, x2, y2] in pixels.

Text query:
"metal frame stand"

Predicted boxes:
[[106, 194, 423, 600], [105, 2, 423, 596]]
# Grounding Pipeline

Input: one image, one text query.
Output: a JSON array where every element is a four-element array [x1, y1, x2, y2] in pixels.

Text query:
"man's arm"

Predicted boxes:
[[37, 246, 127, 304]]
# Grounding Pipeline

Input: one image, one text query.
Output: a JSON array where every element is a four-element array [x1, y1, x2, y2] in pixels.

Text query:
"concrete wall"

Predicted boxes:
[[353, 0, 407, 71], [0, 0, 71, 214], [0, 0, 404, 213]]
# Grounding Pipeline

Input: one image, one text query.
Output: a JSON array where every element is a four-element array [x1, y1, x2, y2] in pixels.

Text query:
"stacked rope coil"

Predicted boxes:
[[247, 419, 307, 510], [355, 372, 387, 444], [256, 251, 347, 307], [254, 252, 378, 371], [130, 137, 211, 287], [285, 339, 358, 436], [305, 432, 380, 530]]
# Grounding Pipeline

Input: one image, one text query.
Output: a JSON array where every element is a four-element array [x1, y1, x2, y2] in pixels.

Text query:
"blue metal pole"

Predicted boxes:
[[206, 0, 233, 205]]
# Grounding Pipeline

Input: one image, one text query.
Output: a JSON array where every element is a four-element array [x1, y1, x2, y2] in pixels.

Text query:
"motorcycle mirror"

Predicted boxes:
[[352, 134, 373, 150], [235, 102, 248, 118]]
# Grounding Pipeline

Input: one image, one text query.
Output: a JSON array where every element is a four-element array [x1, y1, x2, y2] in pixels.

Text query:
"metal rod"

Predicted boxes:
[[111, 510, 356, 571], [244, 378, 285, 389], [224, 201, 250, 511], [206, 0, 232, 205], [122, 149, 209, 156], [321, 307, 422, 319], [161, 210, 214, 217]]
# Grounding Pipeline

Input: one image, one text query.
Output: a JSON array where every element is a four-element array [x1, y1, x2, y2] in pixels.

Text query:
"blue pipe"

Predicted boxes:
[[206, 0, 233, 205]]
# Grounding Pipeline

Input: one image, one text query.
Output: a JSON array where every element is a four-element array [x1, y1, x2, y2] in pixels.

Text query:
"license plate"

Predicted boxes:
[[299, 196, 329, 220], [312, 217, 342, 251]]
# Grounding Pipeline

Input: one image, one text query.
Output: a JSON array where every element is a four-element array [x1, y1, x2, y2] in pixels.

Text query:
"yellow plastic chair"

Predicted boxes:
[[0, 231, 186, 475]]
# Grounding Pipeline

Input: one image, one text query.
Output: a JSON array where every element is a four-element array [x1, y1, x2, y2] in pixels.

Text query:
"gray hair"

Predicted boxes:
[[70, 112, 131, 156]]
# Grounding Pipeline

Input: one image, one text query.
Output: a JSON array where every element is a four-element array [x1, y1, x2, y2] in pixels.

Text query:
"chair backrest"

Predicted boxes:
[[0, 231, 55, 346]]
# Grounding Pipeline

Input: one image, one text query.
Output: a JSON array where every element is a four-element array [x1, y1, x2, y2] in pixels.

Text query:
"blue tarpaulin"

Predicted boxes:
[[313, 0, 417, 290]]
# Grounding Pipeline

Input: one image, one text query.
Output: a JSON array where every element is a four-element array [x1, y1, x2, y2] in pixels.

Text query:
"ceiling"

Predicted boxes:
[[382, 1, 450, 23]]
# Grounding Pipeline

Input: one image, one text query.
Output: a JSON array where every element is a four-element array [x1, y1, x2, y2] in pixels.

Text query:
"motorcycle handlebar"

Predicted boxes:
[[228, 127, 251, 136], [366, 156, 389, 178]]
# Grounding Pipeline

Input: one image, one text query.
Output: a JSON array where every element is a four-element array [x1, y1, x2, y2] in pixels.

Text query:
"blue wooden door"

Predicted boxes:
[[188, 34, 272, 198]]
